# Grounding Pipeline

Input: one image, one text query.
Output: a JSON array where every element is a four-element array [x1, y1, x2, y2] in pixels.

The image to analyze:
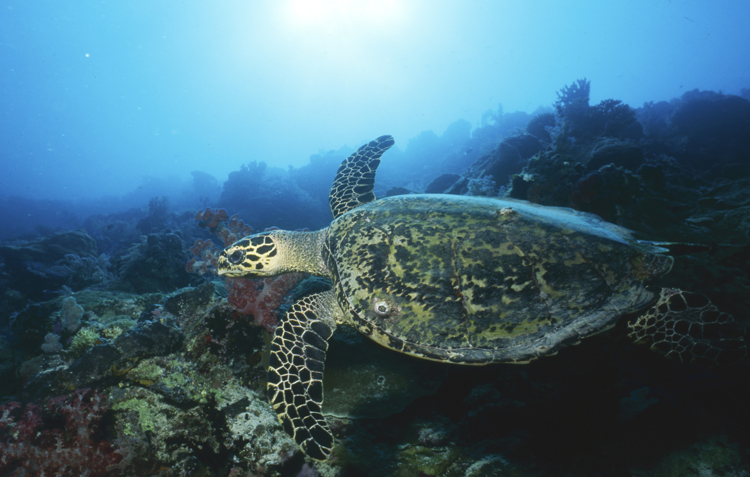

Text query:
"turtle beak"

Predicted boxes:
[[217, 252, 251, 277], [217, 254, 229, 276], [217, 252, 238, 277]]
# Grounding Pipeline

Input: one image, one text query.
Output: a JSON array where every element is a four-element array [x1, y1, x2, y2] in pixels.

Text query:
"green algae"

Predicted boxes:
[[123, 356, 230, 405], [69, 326, 101, 357], [632, 435, 748, 477], [396, 445, 462, 477], [112, 396, 163, 435]]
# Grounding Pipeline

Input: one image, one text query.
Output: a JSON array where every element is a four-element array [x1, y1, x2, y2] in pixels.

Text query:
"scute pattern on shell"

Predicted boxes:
[[324, 194, 673, 364]]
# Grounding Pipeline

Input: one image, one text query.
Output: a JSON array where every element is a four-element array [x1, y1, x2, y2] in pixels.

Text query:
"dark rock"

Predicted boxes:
[[149, 381, 192, 405], [637, 163, 667, 191], [114, 232, 198, 294], [587, 139, 644, 171], [696, 197, 742, 210], [0, 230, 98, 263], [672, 91, 750, 162], [20, 320, 184, 401], [508, 151, 585, 206], [639, 90, 750, 171], [7, 300, 61, 363], [323, 324, 446, 419], [722, 163, 750, 179], [570, 165, 643, 222], [66, 342, 123, 387], [115, 320, 184, 359], [290, 276, 332, 301], [425, 174, 460, 194], [163, 282, 215, 317], [526, 113, 556, 142], [0, 230, 99, 299], [385, 186, 413, 197], [445, 135, 544, 195]]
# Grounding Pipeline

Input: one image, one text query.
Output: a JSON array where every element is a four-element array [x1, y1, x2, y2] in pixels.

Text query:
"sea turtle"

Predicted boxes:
[[217, 135, 747, 460]]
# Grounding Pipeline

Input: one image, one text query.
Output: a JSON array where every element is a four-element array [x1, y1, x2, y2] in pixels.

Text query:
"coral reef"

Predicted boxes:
[[60, 295, 84, 332], [69, 326, 102, 358], [549, 78, 642, 143], [186, 207, 252, 275], [82, 213, 142, 257], [525, 111, 556, 143], [136, 196, 172, 234], [40, 332, 63, 354], [443, 134, 544, 195], [640, 89, 750, 173], [219, 161, 331, 231], [49, 252, 111, 290], [187, 208, 305, 331], [186, 238, 222, 275], [226, 274, 304, 331], [21, 317, 184, 402], [0, 388, 123, 476], [0, 229, 100, 299], [1, 245, 747, 477], [114, 232, 199, 293], [322, 324, 446, 419]]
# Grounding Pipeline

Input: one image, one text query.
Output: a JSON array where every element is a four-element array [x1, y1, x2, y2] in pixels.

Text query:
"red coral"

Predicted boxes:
[[0, 389, 123, 477], [188, 209, 305, 331], [187, 209, 255, 275], [194, 208, 252, 246], [216, 214, 253, 247], [226, 274, 305, 331], [195, 207, 229, 232], [186, 238, 220, 275]]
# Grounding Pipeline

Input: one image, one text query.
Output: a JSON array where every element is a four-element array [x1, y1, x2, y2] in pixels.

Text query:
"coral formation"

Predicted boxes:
[[49, 253, 110, 290], [442, 134, 543, 195], [525, 111, 556, 142], [219, 161, 331, 231], [226, 274, 304, 331], [40, 332, 63, 354], [114, 232, 198, 293], [187, 208, 305, 331], [69, 326, 102, 358], [0, 229, 100, 299], [61, 295, 84, 332], [0, 388, 122, 476], [136, 196, 172, 234]]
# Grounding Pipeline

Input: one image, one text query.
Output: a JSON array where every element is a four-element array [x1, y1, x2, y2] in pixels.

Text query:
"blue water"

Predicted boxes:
[[1, 2, 750, 476], [1, 1, 748, 210]]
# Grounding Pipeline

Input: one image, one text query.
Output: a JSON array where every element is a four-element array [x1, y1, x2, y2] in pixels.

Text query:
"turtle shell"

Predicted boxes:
[[323, 194, 673, 364]]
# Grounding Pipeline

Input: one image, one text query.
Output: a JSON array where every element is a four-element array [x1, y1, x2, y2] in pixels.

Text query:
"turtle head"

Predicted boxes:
[[218, 232, 283, 278], [217, 229, 329, 278]]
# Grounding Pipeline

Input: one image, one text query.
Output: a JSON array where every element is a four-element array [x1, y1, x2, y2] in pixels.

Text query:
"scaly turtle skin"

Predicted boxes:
[[217, 135, 748, 461]]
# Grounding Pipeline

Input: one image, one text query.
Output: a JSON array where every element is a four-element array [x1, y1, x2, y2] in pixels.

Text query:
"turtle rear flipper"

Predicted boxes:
[[628, 288, 748, 366], [267, 291, 339, 460]]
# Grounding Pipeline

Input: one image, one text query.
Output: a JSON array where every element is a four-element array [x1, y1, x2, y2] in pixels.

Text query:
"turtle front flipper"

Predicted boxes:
[[267, 290, 339, 460], [329, 135, 395, 219], [627, 288, 748, 366]]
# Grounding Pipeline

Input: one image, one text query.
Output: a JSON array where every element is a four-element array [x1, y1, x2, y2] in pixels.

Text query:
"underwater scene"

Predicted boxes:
[[1, 2, 750, 476]]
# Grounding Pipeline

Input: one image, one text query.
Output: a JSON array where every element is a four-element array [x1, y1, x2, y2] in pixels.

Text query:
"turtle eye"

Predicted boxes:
[[229, 250, 245, 265]]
